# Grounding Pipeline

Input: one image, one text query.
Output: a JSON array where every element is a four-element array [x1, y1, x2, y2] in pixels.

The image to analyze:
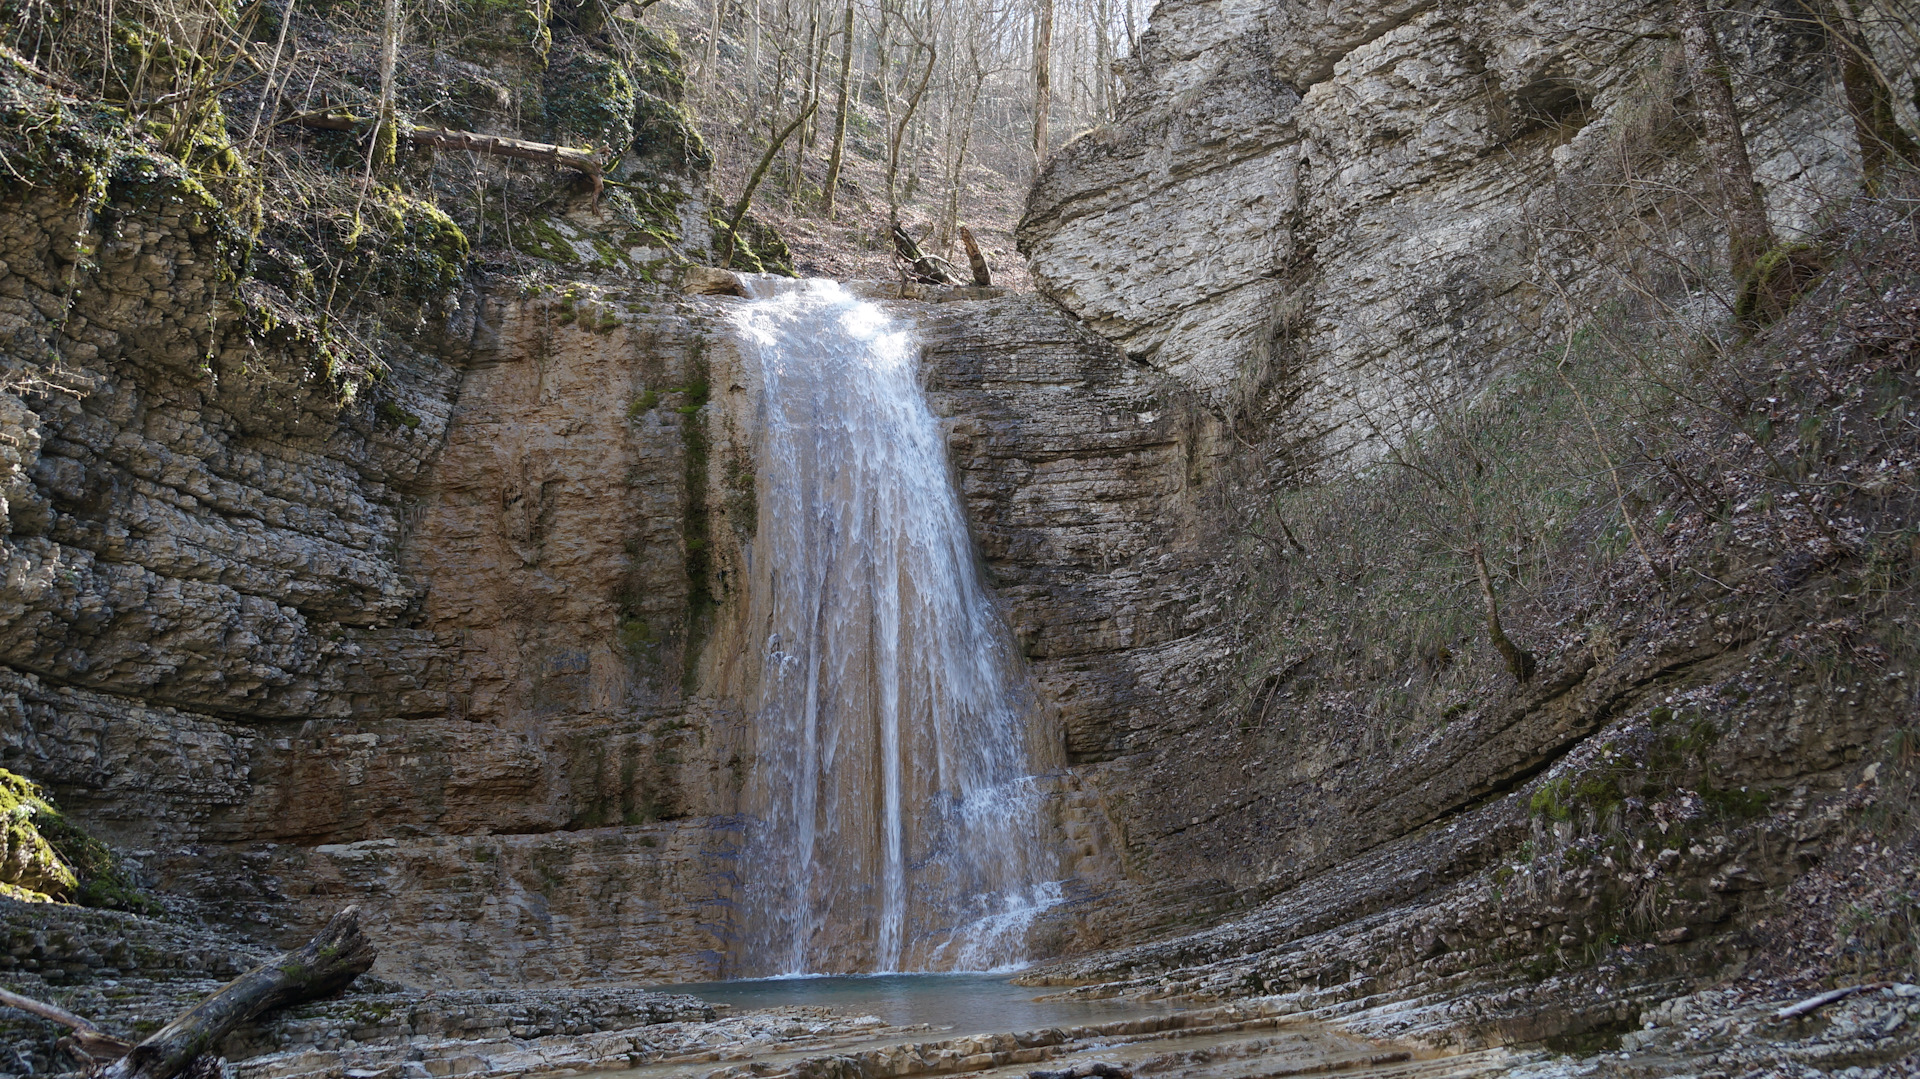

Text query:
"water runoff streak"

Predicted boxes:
[[724, 277, 1061, 976]]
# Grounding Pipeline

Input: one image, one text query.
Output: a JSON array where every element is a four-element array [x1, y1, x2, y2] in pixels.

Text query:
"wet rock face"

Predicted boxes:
[[0, 210, 1175, 982], [1018, 0, 1858, 470], [0, 254, 760, 980], [918, 296, 1225, 765]]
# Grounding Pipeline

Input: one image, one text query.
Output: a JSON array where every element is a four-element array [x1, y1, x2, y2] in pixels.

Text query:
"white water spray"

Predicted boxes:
[[724, 277, 1061, 975]]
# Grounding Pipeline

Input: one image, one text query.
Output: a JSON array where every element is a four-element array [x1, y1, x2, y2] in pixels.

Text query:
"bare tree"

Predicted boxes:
[[1031, 0, 1052, 177], [819, 0, 857, 214], [1678, 0, 1774, 276], [819, 0, 859, 214], [1820, 0, 1920, 191]]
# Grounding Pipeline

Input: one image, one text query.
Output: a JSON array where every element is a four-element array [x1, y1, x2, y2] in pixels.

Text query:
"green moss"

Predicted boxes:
[[542, 47, 635, 152], [629, 389, 659, 418], [1574, 776, 1623, 814], [710, 212, 794, 276], [441, 0, 554, 60], [1531, 777, 1575, 822], [377, 400, 422, 429], [679, 345, 716, 691], [0, 771, 155, 912], [725, 454, 757, 536], [1735, 241, 1828, 325], [631, 92, 710, 172], [1700, 784, 1772, 819], [617, 615, 657, 653], [356, 189, 471, 308], [0, 773, 76, 902]]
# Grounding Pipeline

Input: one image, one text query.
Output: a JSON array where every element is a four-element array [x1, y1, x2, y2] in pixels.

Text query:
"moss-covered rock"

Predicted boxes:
[[357, 188, 471, 308], [710, 211, 793, 276], [0, 771, 156, 912], [1735, 240, 1829, 326], [443, 0, 554, 61], [0, 773, 76, 903], [542, 46, 635, 152]]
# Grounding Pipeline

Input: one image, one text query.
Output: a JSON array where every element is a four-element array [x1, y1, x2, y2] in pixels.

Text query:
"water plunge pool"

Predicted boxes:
[[662, 972, 1188, 1037]]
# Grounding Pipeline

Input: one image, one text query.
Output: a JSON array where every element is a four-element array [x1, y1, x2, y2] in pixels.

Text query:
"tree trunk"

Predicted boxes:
[[722, 100, 818, 267], [101, 908, 377, 1079], [937, 68, 983, 250], [0, 988, 132, 1064], [820, 0, 857, 215], [885, 32, 935, 223], [1825, 0, 1920, 191], [1031, 0, 1053, 178], [1470, 543, 1535, 683], [1094, 0, 1113, 120], [374, 0, 401, 168], [1678, 0, 1774, 277], [293, 115, 605, 197]]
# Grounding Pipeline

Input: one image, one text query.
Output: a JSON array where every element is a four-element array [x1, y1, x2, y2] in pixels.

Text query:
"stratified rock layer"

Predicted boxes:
[[1019, 0, 1861, 470]]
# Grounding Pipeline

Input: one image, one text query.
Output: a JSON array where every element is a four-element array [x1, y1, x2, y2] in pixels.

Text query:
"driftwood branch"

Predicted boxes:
[[0, 987, 132, 1063], [97, 907, 377, 1079], [959, 226, 992, 287], [292, 114, 603, 198], [1775, 983, 1889, 1021]]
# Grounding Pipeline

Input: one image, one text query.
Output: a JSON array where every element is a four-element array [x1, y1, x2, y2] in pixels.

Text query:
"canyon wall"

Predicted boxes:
[[1020, 0, 1862, 472], [1006, 0, 1920, 1043], [3, 0, 1920, 1046], [0, 90, 1200, 980]]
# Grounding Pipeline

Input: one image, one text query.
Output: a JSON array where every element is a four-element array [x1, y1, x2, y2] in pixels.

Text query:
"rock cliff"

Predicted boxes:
[[0, 93, 1200, 980], [1020, 0, 1862, 470], [2, 0, 1920, 1067], [1009, 0, 1920, 1052]]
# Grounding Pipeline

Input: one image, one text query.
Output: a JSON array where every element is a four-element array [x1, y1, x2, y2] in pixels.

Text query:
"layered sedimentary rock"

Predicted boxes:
[[1004, 0, 1920, 1043], [0, 157, 1193, 981], [1019, 0, 1865, 471]]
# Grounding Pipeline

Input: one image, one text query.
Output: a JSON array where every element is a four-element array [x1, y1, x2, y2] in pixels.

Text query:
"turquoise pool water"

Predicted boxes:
[[663, 972, 1186, 1036]]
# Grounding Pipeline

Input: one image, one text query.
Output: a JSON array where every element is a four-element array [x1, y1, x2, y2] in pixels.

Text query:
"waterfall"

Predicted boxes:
[[723, 277, 1061, 976]]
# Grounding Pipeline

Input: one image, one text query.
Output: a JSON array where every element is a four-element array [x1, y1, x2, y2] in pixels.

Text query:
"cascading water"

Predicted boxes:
[[723, 277, 1061, 976]]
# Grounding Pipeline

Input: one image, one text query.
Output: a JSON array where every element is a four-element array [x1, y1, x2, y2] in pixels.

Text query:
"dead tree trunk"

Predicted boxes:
[[293, 115, 604, 197], [0, 988, 131, 1064], [959, 226, 992, 286], [891, 225, 957, 284], [1678, 0, 1774, 276], [100, 908, 377, 1079]]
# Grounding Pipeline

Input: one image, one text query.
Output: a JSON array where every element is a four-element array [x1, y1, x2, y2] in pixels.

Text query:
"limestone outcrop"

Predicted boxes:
[[3, 0, 1920, 1066], [1019, 0, 1871, 471], [0, 182, 1197, 981], [1004, 0, 1920, 1046]]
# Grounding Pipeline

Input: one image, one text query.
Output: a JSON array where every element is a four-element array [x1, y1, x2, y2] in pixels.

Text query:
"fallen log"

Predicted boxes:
[[959, 226, 992, 287], [0, 987, 132, 1063], [1774, 982, 1889, 1021], [291, 114, 603, 198], [890, 225, 958, 285], [99, 907, 377, 1079]]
